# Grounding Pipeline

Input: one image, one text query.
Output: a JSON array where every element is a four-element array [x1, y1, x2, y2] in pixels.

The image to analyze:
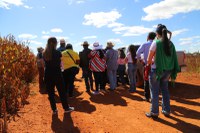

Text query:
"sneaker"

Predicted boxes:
[[92, 91, 99, 95], [143, 98, 150, 102], [161, 110, 170, 117], [145, 112, 158, 119], [53, 109, 58, 115], [64, 107, 74, 113]]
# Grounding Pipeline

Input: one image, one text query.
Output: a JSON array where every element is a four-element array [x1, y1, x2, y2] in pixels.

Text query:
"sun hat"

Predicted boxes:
[[93, 42, 102, 50], [107, 41, 115, 48], [81, 41, 89, 46], [60, 39, 66, 44]]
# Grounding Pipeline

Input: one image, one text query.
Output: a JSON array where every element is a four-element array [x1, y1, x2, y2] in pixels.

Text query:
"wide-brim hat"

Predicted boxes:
[[93, 42, 102, 50], [81, 41, 89, 46], [107, 41, 115, 48]]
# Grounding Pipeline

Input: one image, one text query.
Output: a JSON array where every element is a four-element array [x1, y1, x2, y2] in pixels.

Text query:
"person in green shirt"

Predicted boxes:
[[145, 24, 180, 118]]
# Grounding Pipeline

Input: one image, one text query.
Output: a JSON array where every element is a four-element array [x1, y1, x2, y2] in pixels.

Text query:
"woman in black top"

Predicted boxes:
[[43, 37, 74, 114]]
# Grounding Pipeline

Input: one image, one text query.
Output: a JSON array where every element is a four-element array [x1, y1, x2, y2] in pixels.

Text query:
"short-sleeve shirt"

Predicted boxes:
[[62, 49, 80, 70], [149, 41, 157, 69]]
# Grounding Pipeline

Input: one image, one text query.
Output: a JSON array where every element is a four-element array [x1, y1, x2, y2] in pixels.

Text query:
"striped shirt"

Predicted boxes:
[[89, 50, 106, 72]]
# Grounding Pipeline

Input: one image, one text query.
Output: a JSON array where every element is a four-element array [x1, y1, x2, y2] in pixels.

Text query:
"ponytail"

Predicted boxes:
[[162, 28, 171, 56], [156, 24, 171, 56]]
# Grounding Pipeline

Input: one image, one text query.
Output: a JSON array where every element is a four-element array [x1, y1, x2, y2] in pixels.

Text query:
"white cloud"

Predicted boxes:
[[142, 0, 200, 21], [42, 6, 45, 9], [42, 31, 50, 35], [18, 34, 37, 39], [107, 38, 122, 44], [50, 28, 63, 33], [0, 0, 33, 9], [82, 36, 97, 40], [113, 26, 152, 36], [108, 22, 124, 28], [77, 0, 85, 4], [29, 40, 43, 45], [56, 36, 69, 41], [83, 10, 152, 37], [67, 0, 87, 5], [24, 5, 32, 9], [41, 35, 69, 41], [172, 29, 188, 37], [179, 36, 200, 45], [41, 35, 50, 39], [83, 10, 122, 28]]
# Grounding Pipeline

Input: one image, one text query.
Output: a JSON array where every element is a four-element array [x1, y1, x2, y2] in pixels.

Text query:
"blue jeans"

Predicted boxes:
[[149, 69, 171, 115], [107, 69, 117, 90], [127, 63, 137, 92]]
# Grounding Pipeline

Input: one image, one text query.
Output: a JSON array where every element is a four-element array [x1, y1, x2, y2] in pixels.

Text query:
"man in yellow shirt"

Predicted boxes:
[[62, 43, 80, 97]]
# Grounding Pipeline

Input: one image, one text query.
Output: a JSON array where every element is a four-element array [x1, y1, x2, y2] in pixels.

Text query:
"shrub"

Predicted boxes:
[[0, 35, 37, 116]]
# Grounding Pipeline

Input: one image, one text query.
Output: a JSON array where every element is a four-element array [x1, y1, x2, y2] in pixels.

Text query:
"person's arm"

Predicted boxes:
[[136, 44, 145, 60], [147, 41, 156, 66], [168, 30, 172, 40], [147, 50, 155, 66]]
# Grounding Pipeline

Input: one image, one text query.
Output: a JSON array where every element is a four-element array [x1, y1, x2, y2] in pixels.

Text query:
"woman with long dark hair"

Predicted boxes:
[[126, 45, 137, 93], [117, 49, 126, 85], [43, 37, 74, 114], [145, 24, 179, 118]]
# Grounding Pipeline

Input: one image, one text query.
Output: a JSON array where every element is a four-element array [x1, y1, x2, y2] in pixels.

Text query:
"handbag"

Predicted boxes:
[[66, 51, 80, 74]]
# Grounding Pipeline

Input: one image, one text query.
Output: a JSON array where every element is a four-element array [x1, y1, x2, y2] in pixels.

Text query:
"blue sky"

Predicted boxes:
[[1, 0, 200, 54]]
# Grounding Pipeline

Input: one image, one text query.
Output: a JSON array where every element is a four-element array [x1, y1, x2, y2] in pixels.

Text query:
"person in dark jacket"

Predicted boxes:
[[43, 37, 74, 114], [57, 39, 66, 52], [79, 41, 93, 92]]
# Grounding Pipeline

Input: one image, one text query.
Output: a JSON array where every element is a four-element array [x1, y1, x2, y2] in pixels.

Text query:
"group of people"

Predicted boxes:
[[36, 24, 180, 118]]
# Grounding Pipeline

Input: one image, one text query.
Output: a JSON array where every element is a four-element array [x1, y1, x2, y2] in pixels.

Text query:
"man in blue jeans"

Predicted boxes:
[[105, 42, 118, 91], [136, 32, 156, 102]]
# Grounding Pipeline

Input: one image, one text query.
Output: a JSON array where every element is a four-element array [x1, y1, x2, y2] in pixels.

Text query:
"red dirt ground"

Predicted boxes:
[[8, 72, 200, 133]]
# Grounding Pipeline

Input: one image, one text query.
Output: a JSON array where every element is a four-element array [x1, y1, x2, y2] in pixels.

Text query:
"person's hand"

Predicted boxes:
[[144, 65, 151, 81]]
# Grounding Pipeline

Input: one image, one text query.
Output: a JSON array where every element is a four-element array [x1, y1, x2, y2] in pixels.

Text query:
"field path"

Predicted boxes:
[[8, 72, 200, 133]]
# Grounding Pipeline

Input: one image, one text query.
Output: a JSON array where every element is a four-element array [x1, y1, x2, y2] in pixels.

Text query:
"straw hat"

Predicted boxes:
[[107, 41, 115, 48]]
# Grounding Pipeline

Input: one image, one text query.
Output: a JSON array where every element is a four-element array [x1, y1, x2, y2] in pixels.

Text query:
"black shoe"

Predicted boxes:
[[145, 112, 158, 119], [86, 90, 90, 93]]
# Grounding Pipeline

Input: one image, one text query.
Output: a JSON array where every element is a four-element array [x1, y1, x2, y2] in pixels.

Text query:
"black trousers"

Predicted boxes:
[[83, 69, 93, 91], [93, 71, 104, 91], [63, 67, 77, 97], [45, 73, 69, 111], [144, 80, 150, 99]]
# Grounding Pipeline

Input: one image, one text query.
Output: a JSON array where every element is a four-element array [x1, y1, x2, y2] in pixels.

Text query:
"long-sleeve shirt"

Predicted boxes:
[[136, 40, 154, 65], [89, 50, 106, 72], [105, 48, 118, 70]]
